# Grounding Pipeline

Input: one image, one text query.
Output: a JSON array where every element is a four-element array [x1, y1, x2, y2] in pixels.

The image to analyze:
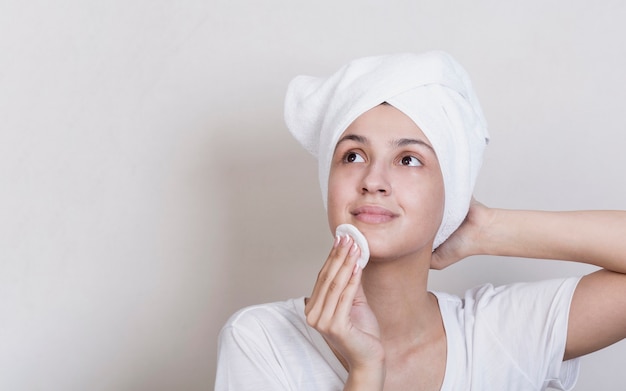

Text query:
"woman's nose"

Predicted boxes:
[[360, 162, 391, 195]]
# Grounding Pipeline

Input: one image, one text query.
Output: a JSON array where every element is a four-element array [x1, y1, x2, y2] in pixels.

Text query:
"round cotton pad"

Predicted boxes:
[[335, 224, 370, 269]]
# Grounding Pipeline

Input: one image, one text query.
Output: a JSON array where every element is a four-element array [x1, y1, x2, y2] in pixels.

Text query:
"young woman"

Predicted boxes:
[[215, 51, 626, 390]]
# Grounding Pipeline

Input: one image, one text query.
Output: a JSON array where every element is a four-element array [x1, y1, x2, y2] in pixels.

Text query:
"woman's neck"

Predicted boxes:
[[361, 252, 442, 345]]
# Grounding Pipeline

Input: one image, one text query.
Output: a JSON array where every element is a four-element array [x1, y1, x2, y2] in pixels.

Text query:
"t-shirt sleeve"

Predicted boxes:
[[469, 277, 581, 390], [215, 310, 290, 391]]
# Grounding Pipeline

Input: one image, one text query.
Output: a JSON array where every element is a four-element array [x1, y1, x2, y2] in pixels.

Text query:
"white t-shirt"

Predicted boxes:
[[216, 277, 581, 390]]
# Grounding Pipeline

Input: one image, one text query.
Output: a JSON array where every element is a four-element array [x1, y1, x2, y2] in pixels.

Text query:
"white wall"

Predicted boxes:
[[1, 1, 625, 389]]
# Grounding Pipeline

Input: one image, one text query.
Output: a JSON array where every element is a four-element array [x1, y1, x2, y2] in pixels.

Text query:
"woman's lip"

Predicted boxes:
[[351, 205, 397, 223]]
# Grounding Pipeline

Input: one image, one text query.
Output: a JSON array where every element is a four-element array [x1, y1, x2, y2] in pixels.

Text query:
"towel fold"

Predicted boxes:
[[285, 51, 489, 249]]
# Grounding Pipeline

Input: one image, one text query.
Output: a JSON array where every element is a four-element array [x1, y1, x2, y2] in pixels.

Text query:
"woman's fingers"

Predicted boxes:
[[306, 235, 360, 328], [307, 234, 344, 309], [332, 260, 362, 324], [430, 198, 492, 270], [318, 242, 361, 326]]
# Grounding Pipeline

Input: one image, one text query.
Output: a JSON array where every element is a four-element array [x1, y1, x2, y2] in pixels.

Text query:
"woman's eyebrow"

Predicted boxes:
[[335, 134, 434, 153], [393, 138, 435, 152], [336, 134, 368, 146]]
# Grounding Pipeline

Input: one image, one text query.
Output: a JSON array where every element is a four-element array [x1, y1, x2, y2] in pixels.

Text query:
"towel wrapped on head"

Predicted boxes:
[[284, 51, 489, 249]]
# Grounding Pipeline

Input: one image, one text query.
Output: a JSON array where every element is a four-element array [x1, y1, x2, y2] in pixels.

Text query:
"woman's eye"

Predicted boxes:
[[400, 155, 422, 167], [344, 152, 365, 163]]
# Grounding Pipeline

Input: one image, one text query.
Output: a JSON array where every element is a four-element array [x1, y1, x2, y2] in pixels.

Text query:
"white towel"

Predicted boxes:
[[284, 51, 489, 249]]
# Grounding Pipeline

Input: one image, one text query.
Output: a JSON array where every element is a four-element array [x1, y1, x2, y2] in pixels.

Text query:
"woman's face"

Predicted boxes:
[[327, 104, 445, 262]]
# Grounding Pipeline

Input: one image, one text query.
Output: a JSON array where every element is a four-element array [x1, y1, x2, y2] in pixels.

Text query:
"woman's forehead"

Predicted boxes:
[[340, 104, 433, 147]]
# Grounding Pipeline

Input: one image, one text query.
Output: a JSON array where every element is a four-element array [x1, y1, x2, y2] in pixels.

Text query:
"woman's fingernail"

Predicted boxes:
[[350, 242, 359, 255], [342, 234, 350, 246], [333, 234, 340, 248], [352, 263, 360, 275]]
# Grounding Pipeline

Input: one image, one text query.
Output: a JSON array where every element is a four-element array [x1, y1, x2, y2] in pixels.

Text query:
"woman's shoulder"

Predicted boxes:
[[433, 276, 582, 311], [433, 277, 582, 390], [220, 297, 308, 336], [217, 297, 336, 371]]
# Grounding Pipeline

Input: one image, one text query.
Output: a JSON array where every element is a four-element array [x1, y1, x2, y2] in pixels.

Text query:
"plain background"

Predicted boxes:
[[2, 1, 625, 390]]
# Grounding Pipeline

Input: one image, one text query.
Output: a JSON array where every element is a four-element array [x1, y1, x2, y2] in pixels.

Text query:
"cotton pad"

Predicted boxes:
[[335, 224, 370, 269]]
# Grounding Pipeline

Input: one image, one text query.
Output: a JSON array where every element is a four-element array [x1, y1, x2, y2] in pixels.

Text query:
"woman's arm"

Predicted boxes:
[[475, 209, 626, 271], [432, 202, 626, 360], [432, 201, 626, 270]]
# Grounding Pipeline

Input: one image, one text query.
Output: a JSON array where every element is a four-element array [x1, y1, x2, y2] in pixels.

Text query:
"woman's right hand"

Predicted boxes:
[[304, 234, 385, 389]]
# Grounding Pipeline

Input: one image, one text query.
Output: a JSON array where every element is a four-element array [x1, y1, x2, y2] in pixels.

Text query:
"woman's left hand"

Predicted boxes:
[[430, 198, 493, 270]]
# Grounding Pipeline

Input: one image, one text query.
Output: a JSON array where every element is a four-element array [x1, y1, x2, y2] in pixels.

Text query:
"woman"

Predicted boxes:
[[215, 51, 626, 390]]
